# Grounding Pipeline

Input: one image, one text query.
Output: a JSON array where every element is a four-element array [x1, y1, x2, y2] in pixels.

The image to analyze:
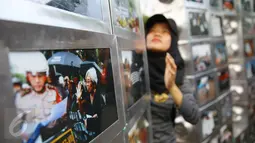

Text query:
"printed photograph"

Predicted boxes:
[[244, 39, 255, 57], [246, 59, 255, 78], [220, 95, 232, 123], [121, 51, 145, 108], [223, 0, 235, 11], [215, 43, 227, 66], [114, 0, 140, 33], [201, 108, 219, 139], [186, 0, 203, 3], [196, 75, 216, 106], [192, 44, 212, 72], [242, 0, 251, 12], [210, 0, 220, 8], [211, 15, 223, 37], [189, 12, 209, 36], [219, 124, 232, 143], [175, 116, 197, 143], [128, 113, 149, 143], [26, 0, 103, 20], [243, 17, 254, 34], [8, 49, 118, 143], [217, 69, 230, 94]]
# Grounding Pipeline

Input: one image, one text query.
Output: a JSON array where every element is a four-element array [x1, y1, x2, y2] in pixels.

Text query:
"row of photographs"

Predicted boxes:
[[186, 0, 253, 13], [9, 47, 151, 143], [175, 94, 232, 143], [24, 0, 141, 34]]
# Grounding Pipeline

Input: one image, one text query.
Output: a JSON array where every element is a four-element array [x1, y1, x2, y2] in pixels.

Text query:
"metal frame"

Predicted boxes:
[[0, 20, 127, 143], [0, 0, 112, 34]]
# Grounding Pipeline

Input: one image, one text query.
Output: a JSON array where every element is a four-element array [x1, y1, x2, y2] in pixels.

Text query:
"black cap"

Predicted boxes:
[[145, 14, 178, 37]]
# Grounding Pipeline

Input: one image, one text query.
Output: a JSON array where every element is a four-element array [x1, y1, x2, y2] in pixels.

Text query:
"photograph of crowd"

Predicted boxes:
[[114, 0, 140, 33], [196, 75, 216, 106], [210, 0, 220, 8], [215, 43, 228, 66], [121, 51, 145, 108], [201, 108, 219, 139], [26, 0, 103, 20], [244, 39, 255, 57], [186, 0, 203, 3], [9, 48, 118, 143], [220, 95, 232, 124], [217, 69, 230, 94], [189, 12, 209, 36], [223, 0, 235, 11], [192, 44, 212, 72], [242, 0, 251, 12]]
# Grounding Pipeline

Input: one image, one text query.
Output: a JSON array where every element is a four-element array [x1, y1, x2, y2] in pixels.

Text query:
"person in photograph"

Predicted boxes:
[[12, 77, 23, 97], [144, 14, 200, 143], [14, 52, 62, 142], [84, 67, 102, 136]]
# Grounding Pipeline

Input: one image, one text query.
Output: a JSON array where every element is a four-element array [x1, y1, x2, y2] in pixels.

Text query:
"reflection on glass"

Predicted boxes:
[[128, 112, 149, 143], [218, 69, 230, 94], [215, 43, 227, 66], [244, 39, 255, 57], [26, 0, 103, 20], [223, 0, 235, 11], [201, 107, 219, 139], [192, 44, 212, 72], [189, 12, 209, 36], [196, 75, 216, 106], [121, 51, 145, 108], [8, 48, 118, 143], [114, 0, 140, 33], [221, 95, 232, 123]]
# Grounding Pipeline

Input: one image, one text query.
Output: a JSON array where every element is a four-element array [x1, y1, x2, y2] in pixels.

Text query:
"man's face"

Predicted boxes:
[[85, 76, 93, 93], [27, 72, 47, 92]]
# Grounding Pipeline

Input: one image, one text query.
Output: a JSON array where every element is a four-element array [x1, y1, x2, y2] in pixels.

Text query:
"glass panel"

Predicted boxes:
[[8, 48, 118, 143], [121, 50, 145, 108], [215, 43, 228, 66], [220, 95, 232, 123]]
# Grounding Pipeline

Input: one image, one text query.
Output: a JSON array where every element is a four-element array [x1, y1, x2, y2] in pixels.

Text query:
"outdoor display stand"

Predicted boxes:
[[0, 0, 152, 143]]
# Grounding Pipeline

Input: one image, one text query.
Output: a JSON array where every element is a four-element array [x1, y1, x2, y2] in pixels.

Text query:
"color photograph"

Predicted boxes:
[[9, 48, 118, 143], [244, 39, 255, 57], [192, 44, 212, 72], [215, 43, 227, 66], [220, 95, 232, 123], [223, 0, 235, 11], [26, 0, 103, 20], [217, 69, 230, 93], [201, 108, 219, 139], [189, 12, 209, 36], [121, 51, 145, 108], [196, 75, 216, 106], [242, 0, 251, 12], [186, 0, 203, 3], [219, 124, 232, 143]]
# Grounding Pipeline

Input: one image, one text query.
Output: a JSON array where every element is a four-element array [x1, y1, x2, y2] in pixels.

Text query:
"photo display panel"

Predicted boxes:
[[244, 39, 255, 57], [188, 11, 209, 36], [113, 0, 140, 33], [128, 112, 149, 143], [121, 50, 145, 108], [215, 43, 228, 66], [220, 95, 232, 123], [196, 74, 216, 106], [223, 0, 235, 11], [8, 48, 118, 143], [201, 105, 220, 139], [217, 68, 230, 94], [243, 17, 254, 34], [192, 43, 212, 72], [25, 0, 103, 20]]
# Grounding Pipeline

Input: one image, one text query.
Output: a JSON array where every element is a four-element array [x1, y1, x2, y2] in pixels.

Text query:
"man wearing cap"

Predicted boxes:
[[14, 52, 62, 142]]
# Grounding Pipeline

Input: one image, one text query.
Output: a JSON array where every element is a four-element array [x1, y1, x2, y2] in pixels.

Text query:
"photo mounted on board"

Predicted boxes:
[[188, 11, 209, 36], [8, 48, 118, 143], [192, 43, 212, 72]]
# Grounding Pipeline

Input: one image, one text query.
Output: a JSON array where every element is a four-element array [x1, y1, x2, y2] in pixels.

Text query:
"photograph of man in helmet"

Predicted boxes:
[[9, 52, 63, 143]]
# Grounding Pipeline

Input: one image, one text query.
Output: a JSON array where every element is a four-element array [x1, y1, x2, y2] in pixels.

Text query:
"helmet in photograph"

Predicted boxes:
[[25, 52, 49, 75]]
